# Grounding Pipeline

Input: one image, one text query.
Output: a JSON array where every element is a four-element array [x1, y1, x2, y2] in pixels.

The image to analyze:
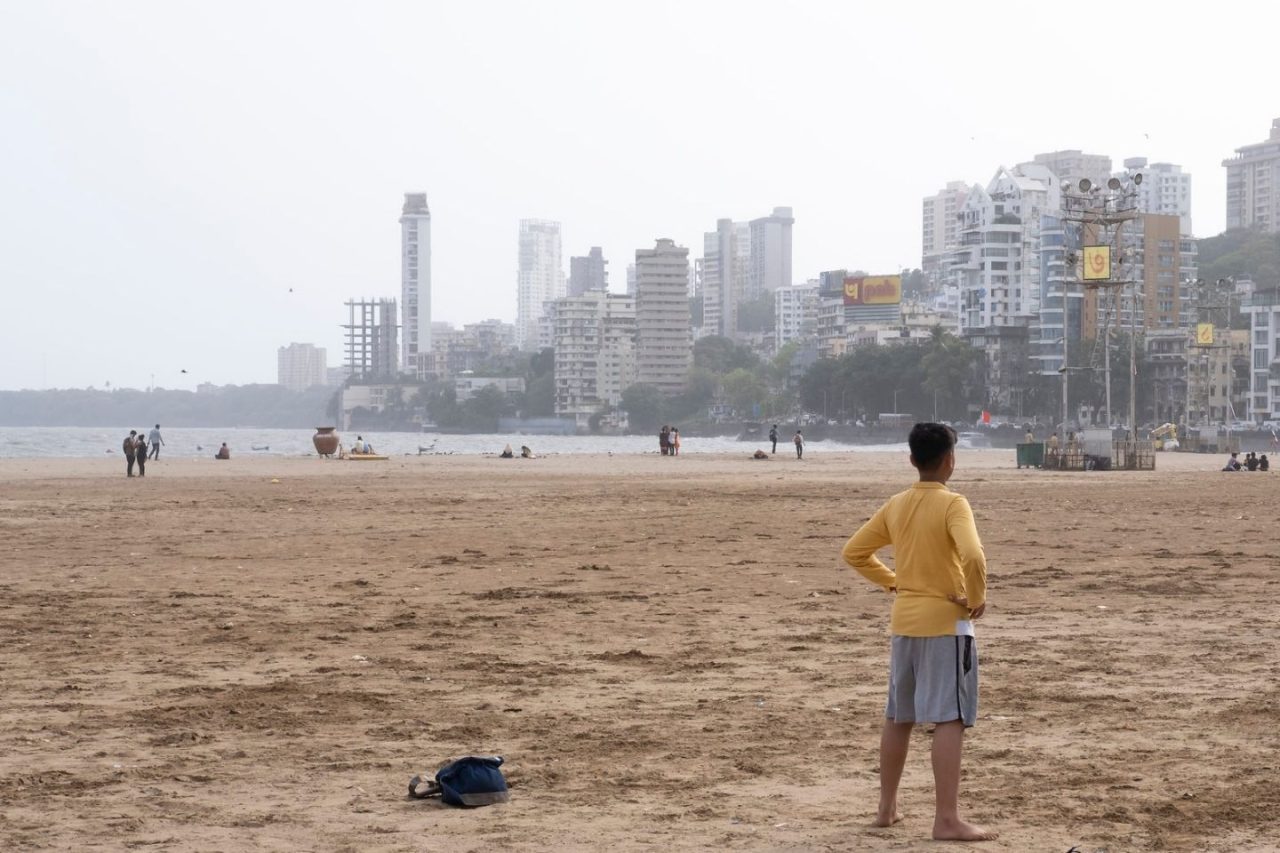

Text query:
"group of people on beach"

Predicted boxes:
[[767, 424, 805, 458], [1223, 451, 1270, 471], [658, 425, 681, 455], [120, 427, 234, 474], [121, 425, 163, 477]]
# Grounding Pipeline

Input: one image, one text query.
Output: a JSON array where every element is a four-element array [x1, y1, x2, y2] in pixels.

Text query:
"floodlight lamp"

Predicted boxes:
[[1060, 180, 1072, 193], [1078, 178, 1092, 192], [1107, 177, 1122, 190], [1133, 173, 1143, 185]]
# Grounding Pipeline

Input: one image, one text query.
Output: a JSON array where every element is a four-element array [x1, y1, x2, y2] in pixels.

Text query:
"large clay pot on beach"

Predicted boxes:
[[313, 426, 340, 457]]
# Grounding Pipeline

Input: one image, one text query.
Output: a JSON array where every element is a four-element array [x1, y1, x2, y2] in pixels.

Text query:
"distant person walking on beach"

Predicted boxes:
[[215, 443, 231, 460], [671, 428, 681, 456], [769, 424, 779, 455], [148, 424, 164, 460], [122, 430, 138, 477], [794, 429, 804, 459], [659, 426, 670, 456], [134, 434, 147, 477]]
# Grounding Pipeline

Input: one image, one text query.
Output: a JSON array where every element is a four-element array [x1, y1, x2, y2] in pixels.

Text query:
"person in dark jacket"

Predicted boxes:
[[134, 434, 147, 477], [123, 430, 137, 477], [769, 424, 779, 455]]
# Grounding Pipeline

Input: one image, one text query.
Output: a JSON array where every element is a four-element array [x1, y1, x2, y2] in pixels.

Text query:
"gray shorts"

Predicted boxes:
[[885, 634, 979, 727]]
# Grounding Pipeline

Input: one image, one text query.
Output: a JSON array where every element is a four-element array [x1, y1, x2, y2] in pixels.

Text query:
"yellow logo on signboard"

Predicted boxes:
[[1196, 323, 1214, 346], [843, 275, 902, 306], [1082, 245, 1111, 281]]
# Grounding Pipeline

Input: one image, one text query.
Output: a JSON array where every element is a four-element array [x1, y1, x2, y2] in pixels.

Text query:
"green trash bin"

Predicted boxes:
[[1016, 442, 1045, 469]]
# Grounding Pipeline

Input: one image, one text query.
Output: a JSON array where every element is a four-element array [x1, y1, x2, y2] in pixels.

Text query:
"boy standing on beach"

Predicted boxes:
[[841, 422, 995, 842]]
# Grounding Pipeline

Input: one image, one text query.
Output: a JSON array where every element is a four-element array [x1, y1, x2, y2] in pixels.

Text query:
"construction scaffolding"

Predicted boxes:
[[343, 298, 399, 381]]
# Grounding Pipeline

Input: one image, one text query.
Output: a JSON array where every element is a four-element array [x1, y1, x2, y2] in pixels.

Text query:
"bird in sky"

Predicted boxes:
[[180, 369, 188, 374]]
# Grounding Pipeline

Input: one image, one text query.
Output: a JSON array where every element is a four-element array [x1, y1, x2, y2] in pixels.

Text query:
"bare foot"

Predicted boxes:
[[933, 817, 997, 841], [872, 809, 903, 827]]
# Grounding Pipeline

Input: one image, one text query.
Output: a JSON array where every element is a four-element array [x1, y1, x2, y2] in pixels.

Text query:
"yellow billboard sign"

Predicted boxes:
[[1196, 323, 1214, 346], [843, 275, 902, 306], [1082, 245, 1111, 281]]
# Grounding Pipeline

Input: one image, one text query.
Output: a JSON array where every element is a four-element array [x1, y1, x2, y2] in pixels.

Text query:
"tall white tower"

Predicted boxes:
[[400, 193, 431, 374], [516, 219, 564, 350]]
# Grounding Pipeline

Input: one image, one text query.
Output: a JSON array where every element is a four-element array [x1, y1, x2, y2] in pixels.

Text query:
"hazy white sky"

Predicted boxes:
[[1, 1, 1274, 391]]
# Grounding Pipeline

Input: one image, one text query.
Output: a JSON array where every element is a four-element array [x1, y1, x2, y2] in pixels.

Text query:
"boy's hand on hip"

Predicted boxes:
[[948, 594, 987, 619]]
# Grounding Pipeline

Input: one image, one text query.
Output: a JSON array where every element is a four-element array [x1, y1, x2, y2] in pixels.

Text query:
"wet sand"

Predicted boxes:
[[1, 449, 1278, 851]]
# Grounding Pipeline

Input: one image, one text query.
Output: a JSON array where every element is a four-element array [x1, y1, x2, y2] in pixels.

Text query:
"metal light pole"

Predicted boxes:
[[1059, 171, 1143, 439], [1061, 335, 1069, 439], [1104, 324, 1112, 425], [1128, 285, 1138, 437]]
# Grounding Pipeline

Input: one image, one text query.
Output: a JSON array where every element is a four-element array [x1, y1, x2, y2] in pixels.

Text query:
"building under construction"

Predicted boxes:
[[343, 298, 399, 380]]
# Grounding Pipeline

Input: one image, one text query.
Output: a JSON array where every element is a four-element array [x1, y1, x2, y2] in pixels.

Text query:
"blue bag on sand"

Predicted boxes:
[[408, 756, 510, 807]]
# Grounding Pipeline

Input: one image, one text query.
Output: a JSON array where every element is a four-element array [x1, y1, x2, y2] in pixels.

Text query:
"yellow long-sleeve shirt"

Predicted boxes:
[[841, 481, 988, 637]]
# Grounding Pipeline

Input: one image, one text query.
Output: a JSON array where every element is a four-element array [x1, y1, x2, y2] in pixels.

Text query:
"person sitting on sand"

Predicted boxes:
[[1222, 452, 1241, 472], [520, 445, 534, 459], [1245, 452, 1259, 471], [841, 422, 996, 842], [500, 444, 514, 459], [214, 443, 231, 460]]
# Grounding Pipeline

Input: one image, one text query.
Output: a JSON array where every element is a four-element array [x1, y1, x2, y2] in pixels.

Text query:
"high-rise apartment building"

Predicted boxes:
[[516, 219, 564, 350], [343, 299, 398, 380], [701, 219, 750, 338], [400, 193, 431, 374], [697, 207, 792, 340], [747, 206, 794, 299], [277, 342, 327, 391], [1224, 118, 1280, 233], [568, 246, 608, 297], [774, 282, 820, 353], [635, 239, 692, 396], [420, 319, 517, 380], [950, 164, 1059, 332], [626, 264, 637, 296], [948, 164, 1060, 408], [553, 291, 637, 427], [1031, 150, 1113, 188], [1120, 158, 1192, 235], [1243, 285, 1280, 422], [922, 181, 970, 287]]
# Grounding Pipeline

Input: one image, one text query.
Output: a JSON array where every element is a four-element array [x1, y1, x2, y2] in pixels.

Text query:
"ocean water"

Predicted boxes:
[[0, 426, 908, 459]]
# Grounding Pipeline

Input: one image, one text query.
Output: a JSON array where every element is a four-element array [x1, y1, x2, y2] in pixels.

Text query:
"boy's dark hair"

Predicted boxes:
[[909, 422, 957, 470]]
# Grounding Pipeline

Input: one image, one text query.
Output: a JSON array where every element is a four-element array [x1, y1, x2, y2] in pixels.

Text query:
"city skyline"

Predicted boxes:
[[1, 2, 1274, 391]]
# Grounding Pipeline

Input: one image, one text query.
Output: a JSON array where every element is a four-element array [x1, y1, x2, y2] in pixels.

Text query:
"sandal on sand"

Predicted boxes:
[[408, 775, 442, 799]]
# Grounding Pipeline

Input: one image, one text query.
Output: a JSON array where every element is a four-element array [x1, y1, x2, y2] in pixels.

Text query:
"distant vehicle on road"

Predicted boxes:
[[957, 431, 991, 449]]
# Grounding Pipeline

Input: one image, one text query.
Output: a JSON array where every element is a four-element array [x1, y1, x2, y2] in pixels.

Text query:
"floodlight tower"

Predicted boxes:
[[1058, 171, 1144, 440]]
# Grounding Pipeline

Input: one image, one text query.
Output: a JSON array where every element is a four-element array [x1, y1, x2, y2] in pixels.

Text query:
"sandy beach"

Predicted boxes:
[[1, 448, 1278, 851]]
